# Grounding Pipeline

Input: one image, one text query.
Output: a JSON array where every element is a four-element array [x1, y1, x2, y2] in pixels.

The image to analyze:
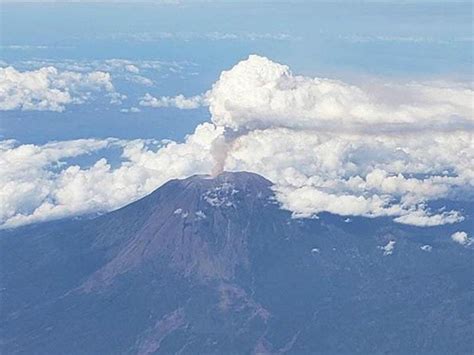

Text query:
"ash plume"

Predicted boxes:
[[210, 129, 248, 176], [210, 135, 231, 176]]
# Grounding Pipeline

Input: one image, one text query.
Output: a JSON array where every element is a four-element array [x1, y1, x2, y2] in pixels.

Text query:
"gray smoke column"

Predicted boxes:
[[210, 129, 247, 176], [210, 135, 230, 176]]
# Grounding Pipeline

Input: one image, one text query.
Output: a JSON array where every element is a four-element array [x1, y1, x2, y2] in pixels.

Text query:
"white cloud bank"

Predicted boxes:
[[0, 126, 220, 228], [0, 66, 114, 111], [1, 55, 473, 228], [13, 58, 194, 84]]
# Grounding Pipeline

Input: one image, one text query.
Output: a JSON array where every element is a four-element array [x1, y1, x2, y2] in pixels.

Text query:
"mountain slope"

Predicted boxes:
[[1, 172, 473, 354]]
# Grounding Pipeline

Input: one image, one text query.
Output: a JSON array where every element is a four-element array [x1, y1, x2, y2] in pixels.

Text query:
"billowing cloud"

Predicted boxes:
[[0, 124, 220, 228], [204, 55, 473, 225], [139, 93, 206, 109], [1, 55, 473, 228], [451, 231, 472, 246], [0, 66, 114, 111], [207, 55, 473, 133]]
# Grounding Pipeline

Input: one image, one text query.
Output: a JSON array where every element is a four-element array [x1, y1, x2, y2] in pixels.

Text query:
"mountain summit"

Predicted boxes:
[[81, 171, 276, 291], [1, 172, 473, 354]]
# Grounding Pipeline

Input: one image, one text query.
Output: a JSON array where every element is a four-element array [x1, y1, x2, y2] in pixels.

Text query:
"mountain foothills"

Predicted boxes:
[[1, 172, 473, 354]]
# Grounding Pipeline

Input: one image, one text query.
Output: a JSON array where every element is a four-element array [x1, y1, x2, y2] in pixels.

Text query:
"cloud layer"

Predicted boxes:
[[1, 55, 473, 228], [0, 58, 199, 112], [0, 125, 220, 228], [0, 66, 114, 111]]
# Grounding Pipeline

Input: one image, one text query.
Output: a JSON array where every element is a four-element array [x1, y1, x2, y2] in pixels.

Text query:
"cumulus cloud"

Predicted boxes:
[[107, 92, 128, 105], [0, 124, 220, 228], [0, 66, 115, 111], [450, 231, 472, 246], [139, 93, 206, 109], [204, 55, 473, 225], [4, 58, 200, 100], [379, 240, 396, 256], [1, 55, 473, 228], [420, 245, 432, 252], [220, 127, 471, 225], [207, 55, 473, 133]]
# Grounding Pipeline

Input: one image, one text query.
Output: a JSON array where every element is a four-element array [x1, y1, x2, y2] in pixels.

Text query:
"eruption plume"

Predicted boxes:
[[210, 135, 230, 176], [210, 129, 246, 176]]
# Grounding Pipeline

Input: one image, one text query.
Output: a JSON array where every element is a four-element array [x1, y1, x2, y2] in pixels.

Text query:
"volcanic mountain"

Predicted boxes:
[[1, 172, 473, 354]]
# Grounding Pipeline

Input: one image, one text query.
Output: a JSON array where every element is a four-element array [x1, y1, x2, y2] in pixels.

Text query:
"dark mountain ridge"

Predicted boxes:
[[82, 171, 275, 291], [1, 171, 473, 354]]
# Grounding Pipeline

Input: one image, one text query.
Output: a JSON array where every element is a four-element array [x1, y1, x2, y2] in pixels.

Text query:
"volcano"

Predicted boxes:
[[1, 172, 473, 354]]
